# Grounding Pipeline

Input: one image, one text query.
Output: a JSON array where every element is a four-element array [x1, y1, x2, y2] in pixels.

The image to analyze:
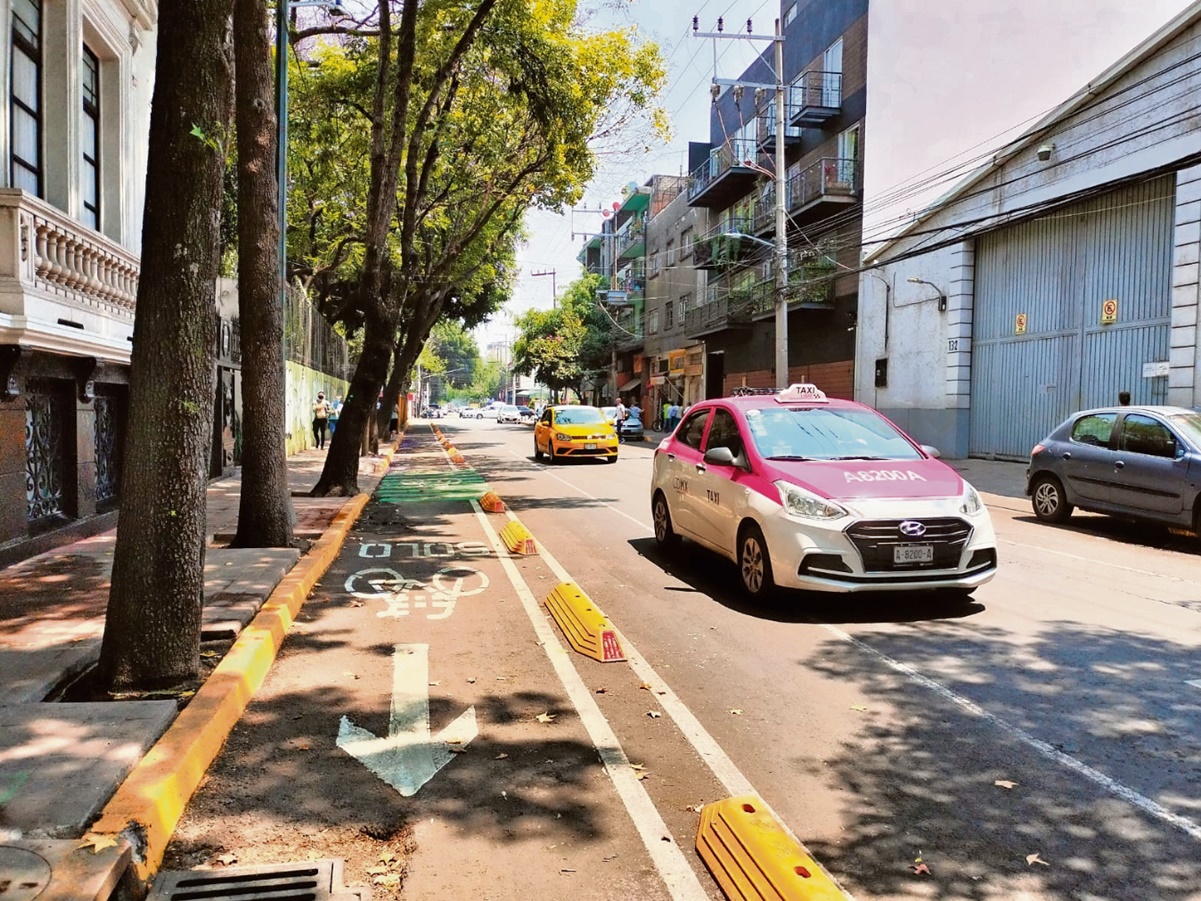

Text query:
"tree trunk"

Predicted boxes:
[[230, 0, 293, 549], [310, 301, 397, 496], [98, 0, 234, 694]]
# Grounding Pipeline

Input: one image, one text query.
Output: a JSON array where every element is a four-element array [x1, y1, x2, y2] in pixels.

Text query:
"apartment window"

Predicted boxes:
[[680, 292, 691, 316], [10, 0, 42, 195], [82, 46, 100, 230], [648, 310, 660, 334], [666, 238, 676, 266], [665, 301, 674, 330], [680, 226, 693, 258], [784, 3, 797, 27]]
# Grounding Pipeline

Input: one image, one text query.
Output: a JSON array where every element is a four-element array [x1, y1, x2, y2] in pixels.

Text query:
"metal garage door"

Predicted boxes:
[[970, 176, 1174, 459]]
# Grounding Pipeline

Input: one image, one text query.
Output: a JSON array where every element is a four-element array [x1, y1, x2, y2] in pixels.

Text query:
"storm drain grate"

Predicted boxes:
[[149, 859, 369, 901]]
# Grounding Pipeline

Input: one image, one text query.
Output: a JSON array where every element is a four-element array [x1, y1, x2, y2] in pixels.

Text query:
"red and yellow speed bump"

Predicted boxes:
[[480, 491, 505, 512], [542, 581, 626, 663], [499, 520, 537, 555], [696, 796, 848, 901]]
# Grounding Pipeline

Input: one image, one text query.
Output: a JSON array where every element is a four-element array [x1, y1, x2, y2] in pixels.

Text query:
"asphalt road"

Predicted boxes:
[[452, 416, 1201, 901], [165, 419, 1201, 901]]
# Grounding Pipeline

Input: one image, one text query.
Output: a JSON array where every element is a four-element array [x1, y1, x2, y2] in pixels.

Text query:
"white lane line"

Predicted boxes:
[[819, 622, 1201, 843], [471, 500, 711, 901], [1000, 538, 1194, 581], [505, 448, 653, 531], [509, 508, 854, 897], [1186, 679, 1201, 690]]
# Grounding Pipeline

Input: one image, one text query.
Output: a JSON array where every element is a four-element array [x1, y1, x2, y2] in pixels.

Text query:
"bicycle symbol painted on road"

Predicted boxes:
[[343, 564, 488, 620]]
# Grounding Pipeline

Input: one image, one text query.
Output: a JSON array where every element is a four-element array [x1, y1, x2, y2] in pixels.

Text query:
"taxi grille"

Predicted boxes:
[[844, 517, 972, 572]]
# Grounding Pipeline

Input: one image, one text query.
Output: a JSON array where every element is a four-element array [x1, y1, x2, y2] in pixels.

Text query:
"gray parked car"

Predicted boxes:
[[1026, 405, 1201, 532]]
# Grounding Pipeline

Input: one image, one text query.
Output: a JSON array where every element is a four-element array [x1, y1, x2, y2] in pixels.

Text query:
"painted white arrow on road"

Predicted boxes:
[[337, 643, 477, 797]]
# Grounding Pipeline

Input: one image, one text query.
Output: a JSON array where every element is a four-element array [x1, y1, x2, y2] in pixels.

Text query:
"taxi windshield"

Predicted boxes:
[[744, 407, 923, 461], [555, 408, 605, 426]]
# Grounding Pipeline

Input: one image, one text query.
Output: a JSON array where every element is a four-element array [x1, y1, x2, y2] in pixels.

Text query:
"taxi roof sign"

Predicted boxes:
[[775, 383, 828, 404]]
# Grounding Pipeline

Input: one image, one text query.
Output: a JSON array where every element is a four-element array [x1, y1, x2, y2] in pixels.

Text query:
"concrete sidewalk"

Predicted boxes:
[[0, 447, 390, 899]]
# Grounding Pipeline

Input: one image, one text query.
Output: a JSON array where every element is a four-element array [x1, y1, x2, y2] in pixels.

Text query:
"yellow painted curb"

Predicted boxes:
[[499, 520, 537, 556], [696, 795, 848, 901], [542, 581, 626, 663], [91, 489, 375, 885]]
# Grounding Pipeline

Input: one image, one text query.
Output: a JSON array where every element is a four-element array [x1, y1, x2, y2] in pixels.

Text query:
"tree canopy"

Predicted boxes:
[[511, 272, 611, 399]]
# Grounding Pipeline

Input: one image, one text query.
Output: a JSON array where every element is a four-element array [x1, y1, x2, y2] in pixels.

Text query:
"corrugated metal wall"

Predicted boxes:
[[970, 176, 1174, 459]]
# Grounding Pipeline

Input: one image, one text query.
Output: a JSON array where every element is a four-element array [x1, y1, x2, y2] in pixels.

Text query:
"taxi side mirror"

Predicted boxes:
[[920, 444, 941, 459], [704, 446, 747, 469]]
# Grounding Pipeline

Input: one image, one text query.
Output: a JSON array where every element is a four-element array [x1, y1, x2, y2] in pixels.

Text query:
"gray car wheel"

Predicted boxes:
[[1031, 474, 1073, 523]]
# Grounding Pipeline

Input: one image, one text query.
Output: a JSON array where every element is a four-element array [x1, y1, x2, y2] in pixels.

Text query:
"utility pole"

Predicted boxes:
[[531, 268, 557, 308], [694, 15, 789, 389]]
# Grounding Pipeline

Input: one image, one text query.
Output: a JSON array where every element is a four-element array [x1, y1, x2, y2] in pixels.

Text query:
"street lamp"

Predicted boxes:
[[275, 0, 347, 377], [906, 276, 947, 312]]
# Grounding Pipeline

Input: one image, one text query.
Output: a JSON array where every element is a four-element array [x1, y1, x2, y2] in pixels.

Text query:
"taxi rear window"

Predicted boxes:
[[744, 407, 921, 460]]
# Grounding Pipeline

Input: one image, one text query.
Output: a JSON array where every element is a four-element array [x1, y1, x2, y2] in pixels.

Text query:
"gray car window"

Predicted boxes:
[[705, 409, 744, 458], [1119, 413, 1177, 458], [1070, 413, 1116, 448]]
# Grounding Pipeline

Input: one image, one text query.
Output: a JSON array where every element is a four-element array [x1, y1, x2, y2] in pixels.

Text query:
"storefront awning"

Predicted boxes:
[[619, 378, 641, 392]]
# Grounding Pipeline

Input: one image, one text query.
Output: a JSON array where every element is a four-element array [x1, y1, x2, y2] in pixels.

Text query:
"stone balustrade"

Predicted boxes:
[[0, 190, 139, 318]]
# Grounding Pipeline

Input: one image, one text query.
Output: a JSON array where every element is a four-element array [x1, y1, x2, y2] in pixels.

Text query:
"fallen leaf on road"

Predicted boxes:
[[200, 650, 218, 659], [467, 677, 476, 683], [77, 833, 119, 854], [647, 711, 662, 719], [343, 671, 359, 680], [636, 771, 649, 780], [912, 863, 930, 875], [850, 705, 868, 712], [495, 753, 509, 760], [639, 682, 653, 691], [214, 851, 238, 866], [293, 739, 311, 751], [1027, 853, 1050, 867], [685, 804, 704, 813], [560, 868, 576, 874], [595, 687, 608, 694], [603, 854, 619, 862], [350, 600, 364, 608], [629, 763, 645, 771], [497, 676, 508, 681], [730, 708, 744, 715], [536, 712, 556, 723], [428, 680, 441, 686], [994, 780, 1018, 789], [448, 746, 467, 754]]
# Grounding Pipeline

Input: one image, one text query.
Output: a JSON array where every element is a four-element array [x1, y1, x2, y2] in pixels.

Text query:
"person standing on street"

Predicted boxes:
[[312, 391, 331, 449], [328, 395, 342, 435], [614, 398, 627, 442], [668, 401, 681, 432]]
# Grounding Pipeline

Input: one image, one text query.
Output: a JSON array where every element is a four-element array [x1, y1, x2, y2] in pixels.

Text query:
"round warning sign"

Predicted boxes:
[[1101, 299, 1118, 324]]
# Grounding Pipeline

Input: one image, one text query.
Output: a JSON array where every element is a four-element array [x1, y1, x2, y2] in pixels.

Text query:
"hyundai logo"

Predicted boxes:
[[899, 520, 927, 537]]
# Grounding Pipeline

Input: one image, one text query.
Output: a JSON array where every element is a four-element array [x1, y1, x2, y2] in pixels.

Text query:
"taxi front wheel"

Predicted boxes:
[[738, 524, 775, 598]]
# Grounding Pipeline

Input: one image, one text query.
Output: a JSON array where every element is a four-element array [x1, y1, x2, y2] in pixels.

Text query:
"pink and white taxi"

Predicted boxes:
[[650, 385, 997, 597]]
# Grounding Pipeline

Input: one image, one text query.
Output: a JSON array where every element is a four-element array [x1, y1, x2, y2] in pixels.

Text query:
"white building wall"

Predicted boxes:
[[859, 6, 1201, 456]]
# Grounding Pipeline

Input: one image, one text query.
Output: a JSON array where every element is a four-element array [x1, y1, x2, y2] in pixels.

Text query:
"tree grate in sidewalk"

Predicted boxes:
[[149, 858, 369, 901]]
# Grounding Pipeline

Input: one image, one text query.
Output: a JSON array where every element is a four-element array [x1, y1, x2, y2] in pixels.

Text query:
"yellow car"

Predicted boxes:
[[534, 405, 618, 463]]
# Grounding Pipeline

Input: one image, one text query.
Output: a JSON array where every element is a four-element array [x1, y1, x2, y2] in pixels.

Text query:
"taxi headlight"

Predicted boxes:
[[774, 480, 848, 521], [555, 432, 573, 442], [960, 485, 985, 516]]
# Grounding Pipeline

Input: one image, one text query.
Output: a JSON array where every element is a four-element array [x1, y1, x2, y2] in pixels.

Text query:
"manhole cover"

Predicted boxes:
[[150, 858, 367, 901], [0, 846, 52, 901]]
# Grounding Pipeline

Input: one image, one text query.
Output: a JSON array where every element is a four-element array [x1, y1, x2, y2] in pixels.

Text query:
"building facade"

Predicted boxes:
[[643, 181, 707, 417], [857, 3, 1201, 460], [685, 0, 867, 400], [0, 0, 156, 563]]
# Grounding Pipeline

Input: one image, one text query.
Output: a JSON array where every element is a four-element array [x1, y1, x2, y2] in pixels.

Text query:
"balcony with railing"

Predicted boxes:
[[788, 70, 842, 127], [616, 215, 647, 261], [683, 281, 767, 338], [752, 187, 776, 236], [756, 100, 802, 153], [0, 191, 139, 358], [688, 138, 761, 209], [692, 219, 758, 271], [787, 157, 859, 219]]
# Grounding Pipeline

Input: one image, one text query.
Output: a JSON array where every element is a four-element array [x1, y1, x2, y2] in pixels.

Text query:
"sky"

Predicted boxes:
[[474, 0, 1197, 352]]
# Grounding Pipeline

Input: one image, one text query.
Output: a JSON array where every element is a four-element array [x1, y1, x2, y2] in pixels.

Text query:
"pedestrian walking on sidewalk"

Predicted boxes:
[[312, 392, 331, 449]]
